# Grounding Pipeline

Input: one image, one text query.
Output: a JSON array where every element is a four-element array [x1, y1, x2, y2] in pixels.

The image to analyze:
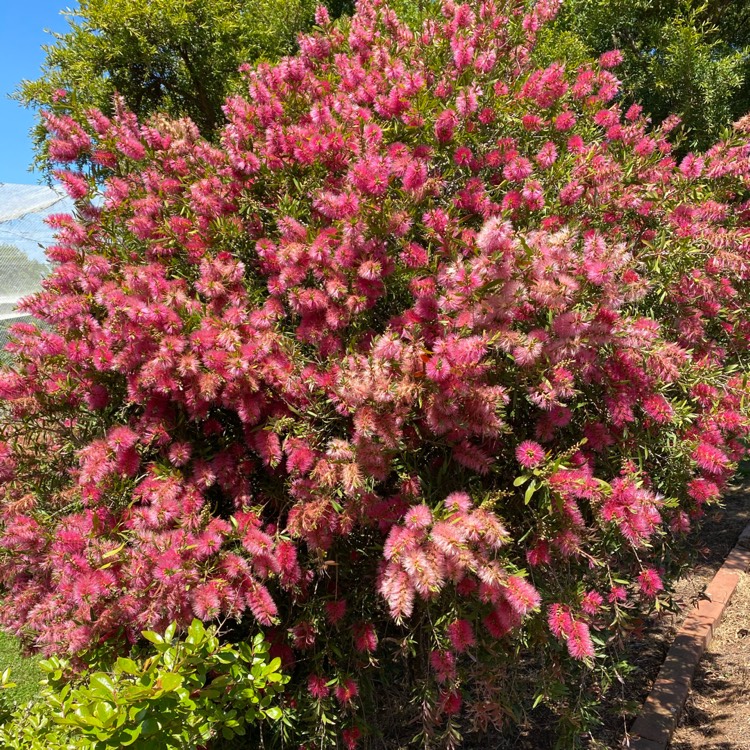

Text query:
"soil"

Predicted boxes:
[[588, 476, 750, 750], [669, 571, 750, 750], [597, 474, 750, 750], [598, 472, 750, 750]]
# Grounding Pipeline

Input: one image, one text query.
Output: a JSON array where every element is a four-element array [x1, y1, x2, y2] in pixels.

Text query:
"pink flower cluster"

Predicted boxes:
[[2, 0, 750, 740]]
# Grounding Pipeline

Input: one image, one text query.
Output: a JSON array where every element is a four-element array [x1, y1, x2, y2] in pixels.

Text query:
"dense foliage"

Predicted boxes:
[[16, 0, 352, 174], [540, 0, 750, 149], [2, 0, 750, 745], [0, 620, 286, 749]]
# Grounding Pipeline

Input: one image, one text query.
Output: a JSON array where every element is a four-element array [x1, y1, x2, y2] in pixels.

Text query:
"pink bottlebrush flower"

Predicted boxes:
[[608, 586, 628, 604], [276, 540, 302, 587], [637, 568, 664, 598], [308, 674, 330, 699], [554, 110, 577, 130], [484, 600, 520, 638], [439, 688, 463, 716], [503, 156, 533, 182], [314, 4, 331, 25], [443, 492, 473, 512], [553, 529, 582, 557], [598, 50, 624, 69], [378, 565, 415, 620], [566, 134, 586, 153], [581, 590, 604, 616], [642, 394, 674, 424], [192, 581, 222, 619], [384, 525, 421, 561], [680, 153, 705, 179], [55, 171, 89, 200], [246, 582, 278, 625], [429, 649, 456, 683], [536, 141, 558, 168], [547, 604, 573, 638], [400, 241, 429, 268], [334, 678, 359, 705], [566, 619, 595, 660], [403, 159, 428, 192], [353, 621, 378, 652], [526, 540, 552, 567], [670, 511, 691, 534], [687, 477, 720, 504], [324, 599, 347, 625], [285, 437, 316, 475], [402, 546, 446, 596], [476, 217, 515, 255], [447, 619, 475, 652], [290, 620, 316, 650], [625, 103, 643, 121], [435, 109, 458, 144], [167, 441, 192, 467], [243, 527, 275, 557], [454, 145, 473, 166], [522, 114, 544, 131], [116, 135, 146, 161], [634, 137, 656, 157], [692, 443, 730, 475], [342, 727, 361, 750], [559, 180, 584, 205], [515, 440, 545, 468], [503, 575, 541, 616], [403, 504, 432, 529]]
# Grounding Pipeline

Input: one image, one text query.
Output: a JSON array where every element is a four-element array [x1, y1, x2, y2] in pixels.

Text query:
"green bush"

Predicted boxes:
[[0, 620, 287, 750]]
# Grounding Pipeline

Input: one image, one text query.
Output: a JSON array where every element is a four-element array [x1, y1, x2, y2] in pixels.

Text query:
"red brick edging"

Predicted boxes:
[[627, 523, 750, 749]]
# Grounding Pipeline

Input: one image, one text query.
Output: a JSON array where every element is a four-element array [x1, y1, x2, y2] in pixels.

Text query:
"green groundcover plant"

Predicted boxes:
[[0, 620, 286, 749], [1, 0, 750, 746]]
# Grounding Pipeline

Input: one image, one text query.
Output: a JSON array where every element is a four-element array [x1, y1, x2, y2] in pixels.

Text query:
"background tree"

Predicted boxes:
[[16, 0, 352, 174], [0, 244, 47, 298], [536, 0, 750, 149]]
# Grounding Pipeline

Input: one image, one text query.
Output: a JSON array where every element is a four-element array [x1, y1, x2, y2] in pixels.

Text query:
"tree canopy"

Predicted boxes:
[[16, 0, 346, 173], [538, 0, 750, 149], [0, 244, 47, 298]]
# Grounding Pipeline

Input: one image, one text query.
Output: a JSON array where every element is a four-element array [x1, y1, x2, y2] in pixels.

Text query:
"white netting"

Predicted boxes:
[[0, 182, 75, 353]]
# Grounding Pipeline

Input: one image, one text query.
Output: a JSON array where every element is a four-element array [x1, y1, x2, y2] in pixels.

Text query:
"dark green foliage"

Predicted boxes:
[[538, 0, 750, 149], [16, 0, 344, 174]]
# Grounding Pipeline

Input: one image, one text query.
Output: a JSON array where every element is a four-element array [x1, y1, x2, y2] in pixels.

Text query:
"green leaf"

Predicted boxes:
[[265, 705, 283, 721], [139, 717, 160, 736], [93, 701, 116, 726], [524, 479, 538, 504], [120, 724, 143, 746], [160, 673, 183, 692], [164, 622, 177, 643], [89, 672, 116, 696], [115, 658, 141, 676], [513, 474, 530, 486]]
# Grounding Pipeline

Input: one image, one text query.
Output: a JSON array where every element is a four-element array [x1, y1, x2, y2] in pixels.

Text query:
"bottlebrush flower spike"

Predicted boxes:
[[515, 440, 545, 468]]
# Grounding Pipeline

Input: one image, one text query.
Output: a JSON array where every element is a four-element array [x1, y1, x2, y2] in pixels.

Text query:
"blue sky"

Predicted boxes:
[[1, 1, 73, 185]]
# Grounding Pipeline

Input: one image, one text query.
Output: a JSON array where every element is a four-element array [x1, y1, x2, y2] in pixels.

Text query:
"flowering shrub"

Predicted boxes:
[[2, 0, 750, 744]]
